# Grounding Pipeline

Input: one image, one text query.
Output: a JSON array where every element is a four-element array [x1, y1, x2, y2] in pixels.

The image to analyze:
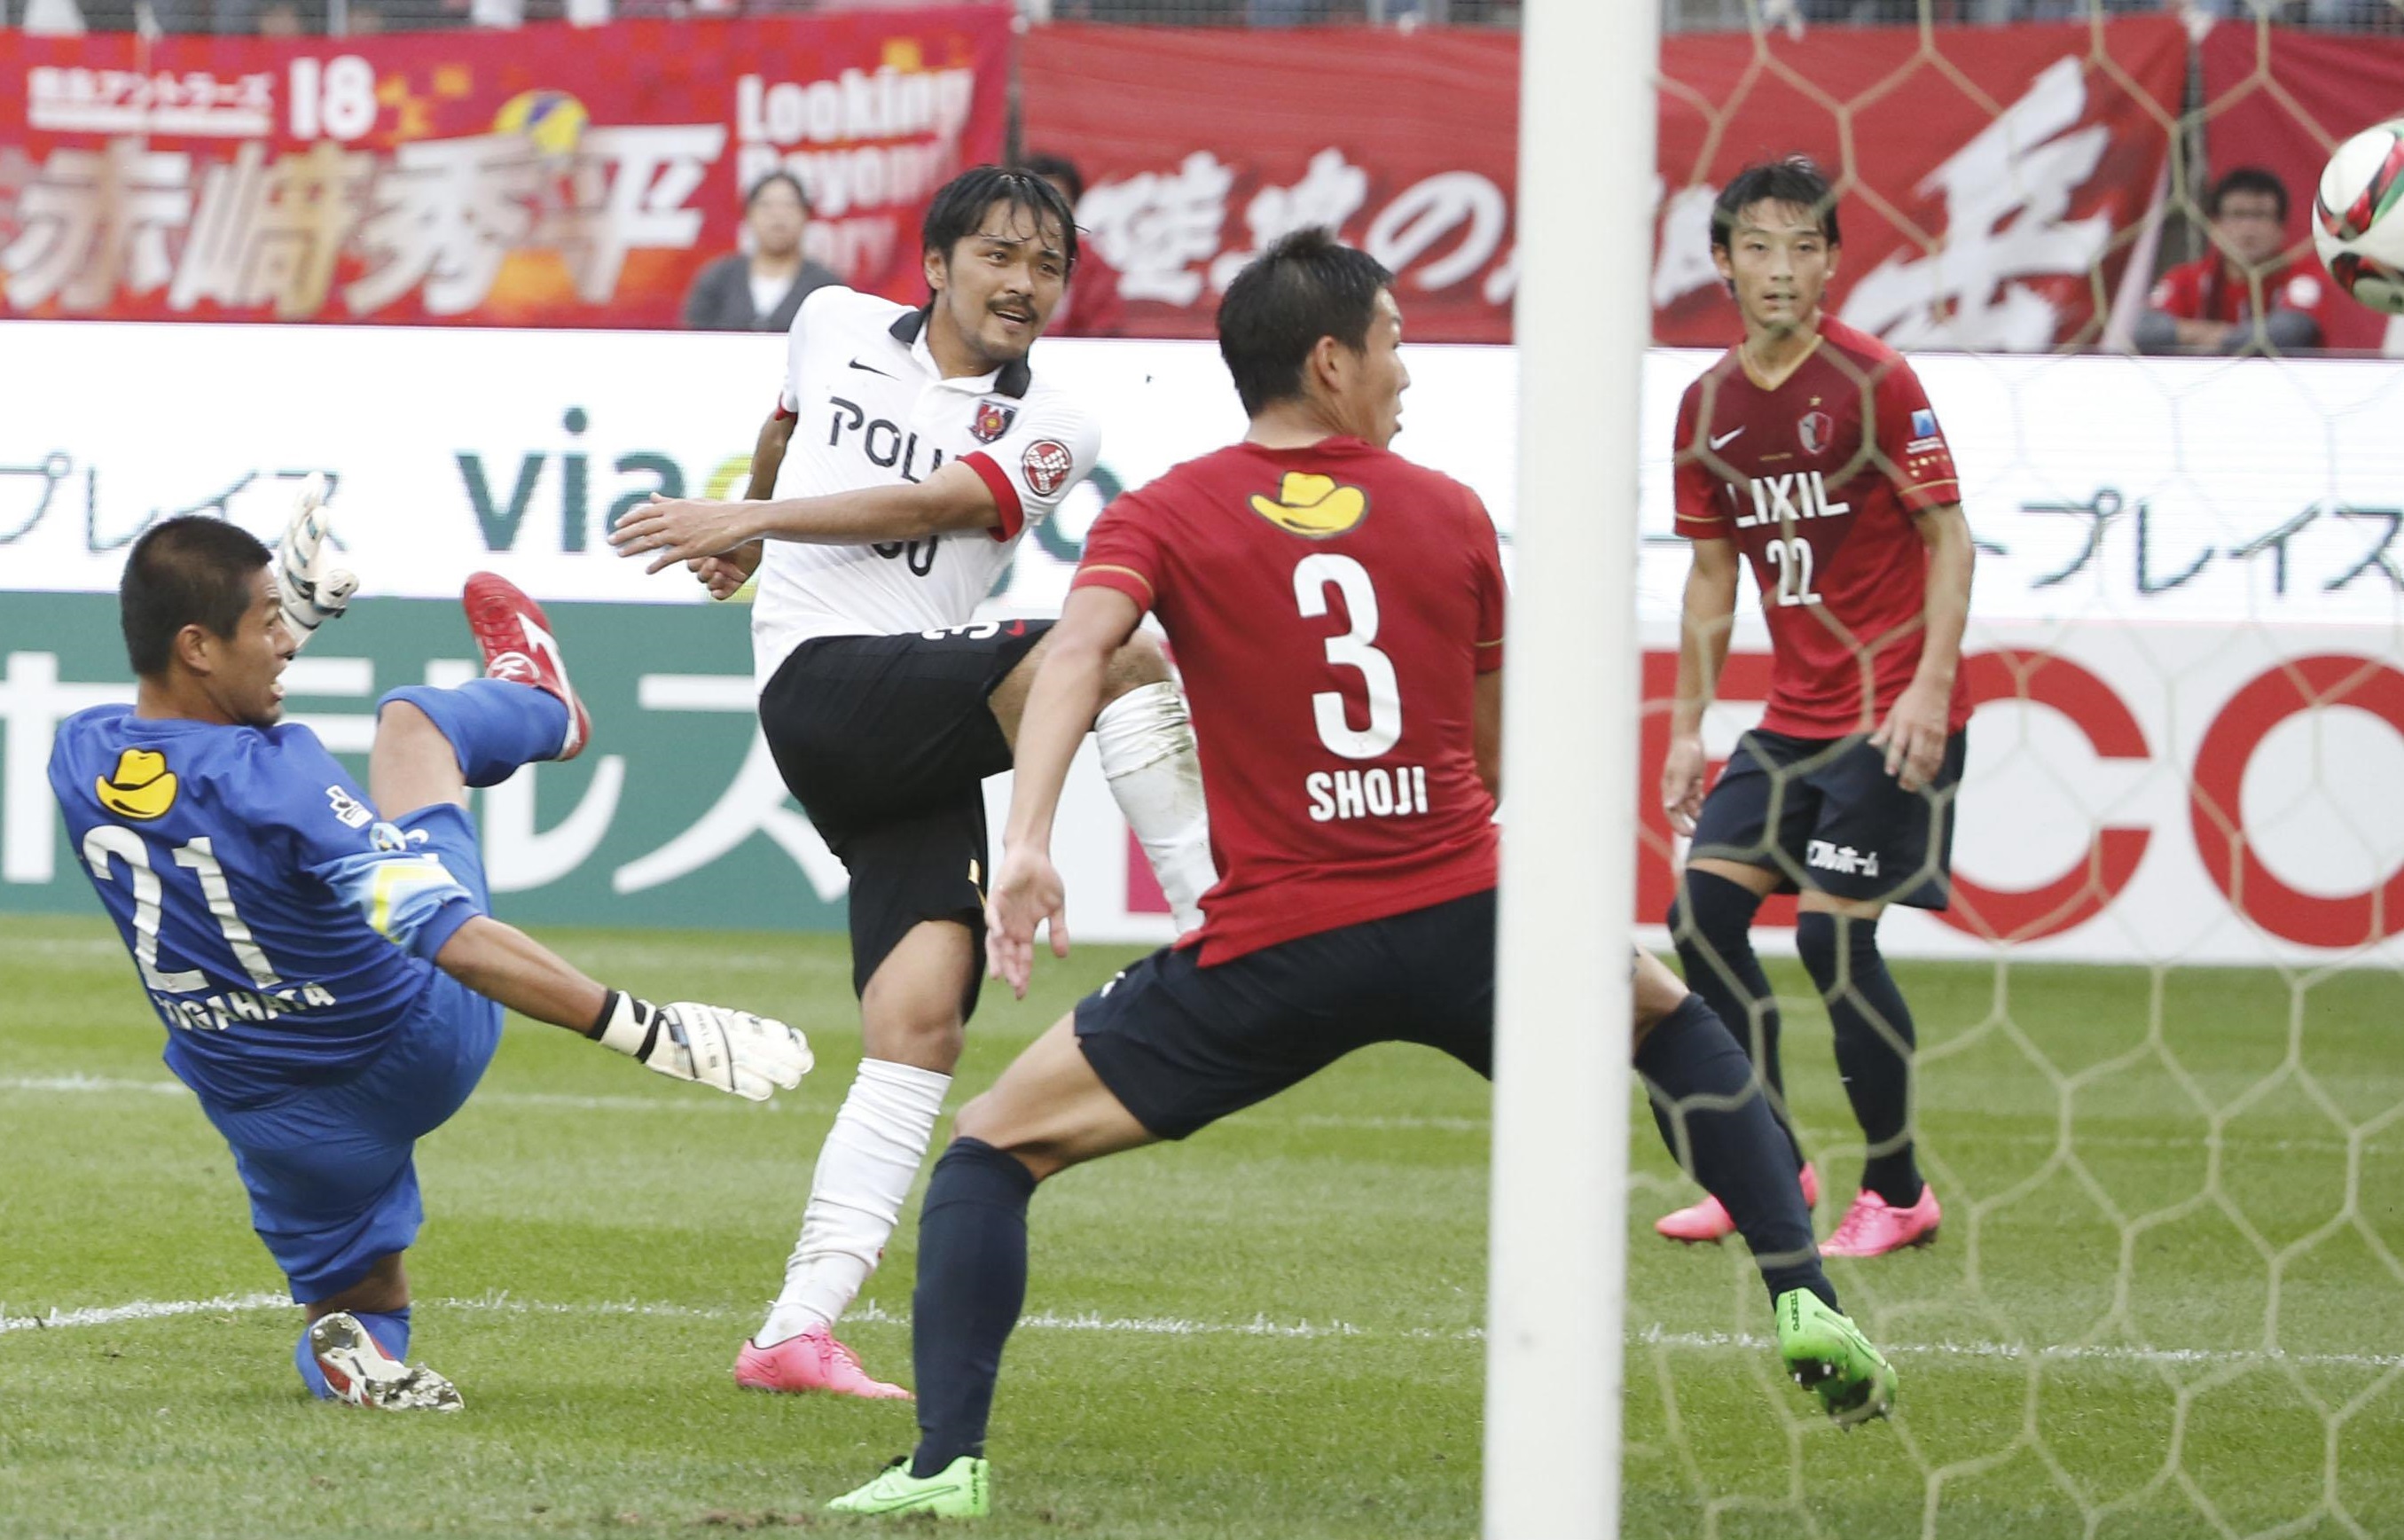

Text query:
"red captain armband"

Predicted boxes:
[[771, 398, 799, 422], [960, 451, 1025, 542]]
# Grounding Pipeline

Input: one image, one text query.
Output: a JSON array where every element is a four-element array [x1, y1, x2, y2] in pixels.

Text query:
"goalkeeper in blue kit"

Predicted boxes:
[[47, 491, 813, 1411]]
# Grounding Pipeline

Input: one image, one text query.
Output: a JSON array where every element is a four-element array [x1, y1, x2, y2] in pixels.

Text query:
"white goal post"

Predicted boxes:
[[1484, 1, 1657, 1536]]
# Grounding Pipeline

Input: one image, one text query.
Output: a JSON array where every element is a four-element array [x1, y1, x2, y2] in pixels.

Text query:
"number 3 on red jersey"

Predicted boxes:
[[1293, 553, 1402, 760]]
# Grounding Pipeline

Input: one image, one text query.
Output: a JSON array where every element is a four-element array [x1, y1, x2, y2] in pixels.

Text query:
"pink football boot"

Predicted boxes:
[[1655, 1162, 1821, 1244], [734, 1325, 912, 1401], [1819, 1184, 1942, 1258]]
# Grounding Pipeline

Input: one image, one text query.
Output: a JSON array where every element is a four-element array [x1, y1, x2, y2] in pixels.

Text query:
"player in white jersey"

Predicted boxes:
[[612, 168, 1216, 1400]]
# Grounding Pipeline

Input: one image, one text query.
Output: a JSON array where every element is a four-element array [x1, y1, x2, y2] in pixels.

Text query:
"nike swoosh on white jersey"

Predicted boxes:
[[1710, 427, 1745, 450]]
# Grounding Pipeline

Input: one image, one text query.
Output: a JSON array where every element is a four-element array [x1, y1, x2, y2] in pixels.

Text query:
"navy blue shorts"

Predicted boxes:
[[1074, 889, 1495, 1141], [1687, 729, 1967, 910], [195, 803, 503, 1302]]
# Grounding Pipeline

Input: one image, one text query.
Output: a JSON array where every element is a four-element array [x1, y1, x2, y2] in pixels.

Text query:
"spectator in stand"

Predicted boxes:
[[682, 172, 842, 334], [2016, 0, 2171, 19], [251, 0, 320, 32], [1247, 0, 1336, 21], [1019, 152, 1128, 340], [2136, 167, 2338, 356]]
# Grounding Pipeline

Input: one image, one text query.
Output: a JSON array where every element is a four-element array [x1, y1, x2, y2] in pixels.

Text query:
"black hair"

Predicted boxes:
[[920, 165, 1078, 276], [745, 169, 810, 216], [2208, 166, 2290, 224], [1015, 152, 1085, 209], [1214, 228, 1395, 418], [1710, 156, 1842, 250], [121, 515, 272, 678]]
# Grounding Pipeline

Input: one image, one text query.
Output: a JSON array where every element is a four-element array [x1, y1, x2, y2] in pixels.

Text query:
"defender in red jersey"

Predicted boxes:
[[821, 232, 1897, 1520], [1657, 159, 1977, 1262]]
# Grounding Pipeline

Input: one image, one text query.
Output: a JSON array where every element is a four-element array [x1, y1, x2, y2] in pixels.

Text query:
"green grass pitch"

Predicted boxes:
[[3, 911, 2399, 1538]]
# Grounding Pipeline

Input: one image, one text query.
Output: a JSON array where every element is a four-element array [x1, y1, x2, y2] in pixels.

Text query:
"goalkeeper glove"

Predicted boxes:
[[278, 472, 358, 651], [586, 991, 812, 1102]]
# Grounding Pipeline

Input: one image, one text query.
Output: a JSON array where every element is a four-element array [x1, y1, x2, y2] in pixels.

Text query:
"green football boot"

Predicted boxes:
[[826, 1454, 990, 1519], [1774, 1289, 1899, 1427]]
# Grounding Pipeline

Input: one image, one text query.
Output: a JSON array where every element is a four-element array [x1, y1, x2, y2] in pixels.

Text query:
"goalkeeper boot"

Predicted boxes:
[[1820, 1183, 1941, 1258], [463, 571, 591, 761], [307, 1311, 463, 1412], [826, 1455, 989, 1518], [1774, 1289, 1896, 1427], [736, 1325, 912, 1401], [1656, 1161, 1820, 1244], [277, 473, 357, 653]]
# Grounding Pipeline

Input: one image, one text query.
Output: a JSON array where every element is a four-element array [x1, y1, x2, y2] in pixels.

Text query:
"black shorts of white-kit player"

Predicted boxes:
[[1687, 728, 1969, 909], [1074, 889, 1497, 1141], [758, 618, 1053, 1013]]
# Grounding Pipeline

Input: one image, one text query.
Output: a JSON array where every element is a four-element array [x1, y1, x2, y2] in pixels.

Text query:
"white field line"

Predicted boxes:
[[0, 1075, 771, 1116], [4, 1290, 2400, 1372], [1, 1076, 2384, 1155], [10, 937, 129, 959]]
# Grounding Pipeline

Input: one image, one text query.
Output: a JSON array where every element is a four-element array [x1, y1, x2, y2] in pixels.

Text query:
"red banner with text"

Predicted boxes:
[[1022, 17, 2187, 348], [2200, 22, 2399, 353], [0, 5, 1011, 326]]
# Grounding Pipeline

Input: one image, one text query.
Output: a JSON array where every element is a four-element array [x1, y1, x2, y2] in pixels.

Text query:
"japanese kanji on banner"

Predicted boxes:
[[0, 5, 1010, 325], [1020, 17, 2187, 348]]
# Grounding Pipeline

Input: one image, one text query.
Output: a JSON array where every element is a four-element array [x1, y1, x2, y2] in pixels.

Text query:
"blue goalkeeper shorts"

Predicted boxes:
[[195, 803, 504, 1302]]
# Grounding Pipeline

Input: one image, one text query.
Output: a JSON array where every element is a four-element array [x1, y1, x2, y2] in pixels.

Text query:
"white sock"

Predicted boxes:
[[756, 1057, 951, 1347], [1096, 680, 1216, 935]]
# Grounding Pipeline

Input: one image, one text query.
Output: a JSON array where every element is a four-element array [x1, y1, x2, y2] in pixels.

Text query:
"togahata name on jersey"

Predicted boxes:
[[155, 981, 340, 1035], [1306, 764, 1431, 823]]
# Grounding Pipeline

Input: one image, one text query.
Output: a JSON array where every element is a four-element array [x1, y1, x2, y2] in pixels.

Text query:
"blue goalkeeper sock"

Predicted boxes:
[[1637, 996, 1836, 1312], [910, 1137, 1038, 1479], [294, 1306, 411, 1400], [379, 680, 569, 788]]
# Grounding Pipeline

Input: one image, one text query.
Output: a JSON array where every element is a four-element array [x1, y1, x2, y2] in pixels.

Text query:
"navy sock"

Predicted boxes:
[[910, 1138, 1038, 1479], [294, 1306, 411, 1399], [1637, 997, 1836, 1311], [1669, 872, 1803, 1169], [1797, 912, 1922, 1206], [379, 679, 569, 789]]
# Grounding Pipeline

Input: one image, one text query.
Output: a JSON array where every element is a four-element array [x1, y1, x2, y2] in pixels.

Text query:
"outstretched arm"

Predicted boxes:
[[434, 915, 811, 1101], [433, 914, 607, 1028], [987, 585, 1145, 998], [610, 460, 1002, 575], [686, 410, 795, 598]]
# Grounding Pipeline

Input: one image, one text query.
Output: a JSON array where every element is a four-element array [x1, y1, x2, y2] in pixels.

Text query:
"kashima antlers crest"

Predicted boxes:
[[1797, 410, 1835, 457], [972, 400, 1017, 443]]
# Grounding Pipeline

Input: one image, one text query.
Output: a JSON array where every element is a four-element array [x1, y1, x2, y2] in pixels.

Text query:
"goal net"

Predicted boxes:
[[1607, 4, 2404, 1536]]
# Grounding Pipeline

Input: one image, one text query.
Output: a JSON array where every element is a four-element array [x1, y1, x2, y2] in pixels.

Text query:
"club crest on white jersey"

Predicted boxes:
[[750, 286, 1100, 685]]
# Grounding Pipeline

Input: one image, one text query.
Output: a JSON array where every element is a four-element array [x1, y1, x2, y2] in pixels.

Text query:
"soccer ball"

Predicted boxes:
[[2313, 119, 2404, 315]]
